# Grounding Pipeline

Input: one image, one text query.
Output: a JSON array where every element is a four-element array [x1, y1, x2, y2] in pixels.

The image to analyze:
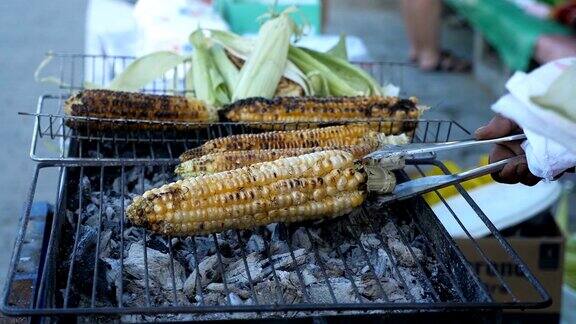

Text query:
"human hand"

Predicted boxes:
[[474, 115, 540, 186]]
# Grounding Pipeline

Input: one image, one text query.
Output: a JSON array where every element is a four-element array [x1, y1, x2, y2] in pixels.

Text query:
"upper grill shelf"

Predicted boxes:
[[26, 53, 456, 164]]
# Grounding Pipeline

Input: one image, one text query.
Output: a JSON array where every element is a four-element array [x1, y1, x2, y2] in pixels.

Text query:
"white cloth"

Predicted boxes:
[[491, 58, 576, 181]]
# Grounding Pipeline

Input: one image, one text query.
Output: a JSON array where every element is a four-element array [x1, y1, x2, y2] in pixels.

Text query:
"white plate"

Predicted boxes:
[[431, 181, 562, 238]]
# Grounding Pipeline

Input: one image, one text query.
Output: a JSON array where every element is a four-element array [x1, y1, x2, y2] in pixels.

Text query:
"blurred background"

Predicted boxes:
[[1, 0, 575, 320]]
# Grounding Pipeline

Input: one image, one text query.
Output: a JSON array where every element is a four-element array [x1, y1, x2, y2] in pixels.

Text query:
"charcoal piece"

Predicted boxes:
[[324, 258, 345, 277], [205, 283, 251, 299], [246, 234, 265, 254], [289, 268, 317, 286], [80, 176, 92, 198], [123, 243, 186, 302], [360, 233, 381, 250], [183, 254, 221, 298], [309, 278, 358, 303], [381, 222, 399, 238], [372, 248, 390, 278], [269, 249, 307, 270], [291, 228, 311, 250], [388, 237, 422, 268], [226, 252, 269, 285], [228, 292, 243, 305]]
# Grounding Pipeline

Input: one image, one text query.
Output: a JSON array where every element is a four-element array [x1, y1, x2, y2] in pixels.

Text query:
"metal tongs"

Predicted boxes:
[[364, 134, 527, 203]]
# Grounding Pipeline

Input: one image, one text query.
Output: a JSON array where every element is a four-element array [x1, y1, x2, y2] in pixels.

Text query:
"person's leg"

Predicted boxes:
[[400, 0, 423, 62], [401, 0, 471, 72], [412, 0, 442, 70]]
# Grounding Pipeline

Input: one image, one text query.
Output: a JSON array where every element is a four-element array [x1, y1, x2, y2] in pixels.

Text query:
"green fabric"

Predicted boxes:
[[536, 0, 567, 5], [445, 0, 570, 71]]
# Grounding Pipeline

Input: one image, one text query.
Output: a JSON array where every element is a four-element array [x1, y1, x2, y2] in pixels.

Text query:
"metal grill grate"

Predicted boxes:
[[25, 95, 463, 163], [2, 53, 552, 320], [2, 151, 551, 320], [25, 53, 420, 164]]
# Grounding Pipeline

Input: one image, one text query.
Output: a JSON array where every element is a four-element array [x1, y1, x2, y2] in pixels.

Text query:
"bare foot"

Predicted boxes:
[[418, 49, 440, 70]]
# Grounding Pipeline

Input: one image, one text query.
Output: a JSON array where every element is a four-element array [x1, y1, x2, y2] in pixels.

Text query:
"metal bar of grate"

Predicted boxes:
[[2, 162, 548, 318]]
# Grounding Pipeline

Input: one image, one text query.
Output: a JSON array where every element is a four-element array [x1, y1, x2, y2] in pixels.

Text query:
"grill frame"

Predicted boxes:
[[2, 53, 552, 319], [1, 157, 551, 318]]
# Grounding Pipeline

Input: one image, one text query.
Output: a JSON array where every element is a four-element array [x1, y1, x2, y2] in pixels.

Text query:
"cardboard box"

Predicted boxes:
[[215, 0, 322, 35], [457, 212, 565, 313]]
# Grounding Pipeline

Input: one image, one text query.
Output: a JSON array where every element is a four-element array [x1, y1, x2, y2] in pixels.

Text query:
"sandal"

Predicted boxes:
[[432, 50, 472, 73]]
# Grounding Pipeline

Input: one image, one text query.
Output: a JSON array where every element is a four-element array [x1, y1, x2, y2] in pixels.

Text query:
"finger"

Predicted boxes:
[[493, 160, 522, 184], [497, 140, 525, 156], [489, 143, 517, 164], [475, 114, 522, 140], [489, 145, 518, 184], [491, 154, 540, 185], [515, 160, 540, 186]]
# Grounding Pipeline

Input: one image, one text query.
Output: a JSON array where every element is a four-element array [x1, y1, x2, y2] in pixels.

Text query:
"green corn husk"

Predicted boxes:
[[189, 30, 230, 106], [288, 46, 361, 96], [232, 9, 295, 100], [326, 33, 348, 61], [209, 29, 311, 96], [109, 51, 188, 92], [301, 47, 382, 96], [210, 44, 239, 96]]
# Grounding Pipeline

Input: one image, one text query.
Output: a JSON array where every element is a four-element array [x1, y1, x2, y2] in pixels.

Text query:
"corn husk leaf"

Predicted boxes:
[[34, 53, 71, 87], [567, 236, 576, 290], [233, 9, 294, 100], [531, 63, 576, 123], [306, 71, 330, 96], [326, 33, 348, 61], [108, 51, 187, 91], [209, 29, 311, 96], [210, 45, 239, 96], [189, 30, 229, 106], [301, 47, 382, 96], [289, 46, 361, 96]]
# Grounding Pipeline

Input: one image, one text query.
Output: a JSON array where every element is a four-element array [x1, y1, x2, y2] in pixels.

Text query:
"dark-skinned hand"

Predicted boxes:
[[474, 115, 541, 186]]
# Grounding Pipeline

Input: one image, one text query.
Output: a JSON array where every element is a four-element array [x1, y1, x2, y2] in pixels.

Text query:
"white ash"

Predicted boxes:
[[59, 166, 452, 321]]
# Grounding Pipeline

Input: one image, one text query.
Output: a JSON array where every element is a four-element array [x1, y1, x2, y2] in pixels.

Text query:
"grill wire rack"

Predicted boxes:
[[24, 53, 417, 164], [3, 53, 551, 321]]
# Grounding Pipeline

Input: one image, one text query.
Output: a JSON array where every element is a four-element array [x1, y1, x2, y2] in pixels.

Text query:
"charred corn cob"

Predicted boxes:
[[223, 96, 423, 133], [175, 133, 409, 177], [64, 89, 218, 130], [127, 150, 397, 236], [175, 142, 373, 178], [179, 124, 376, 161]]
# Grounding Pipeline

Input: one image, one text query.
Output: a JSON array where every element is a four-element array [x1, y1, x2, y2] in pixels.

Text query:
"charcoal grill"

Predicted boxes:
[[2, 54, 551, 322]]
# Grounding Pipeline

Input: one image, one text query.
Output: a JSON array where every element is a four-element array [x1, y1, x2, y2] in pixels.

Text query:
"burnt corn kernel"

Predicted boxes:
[[175, 142, 379, 178], [223, 96, 423, 133], [179, 124, 376, 161], [64, 89, 218, 131], [126, 150, 382, 236]]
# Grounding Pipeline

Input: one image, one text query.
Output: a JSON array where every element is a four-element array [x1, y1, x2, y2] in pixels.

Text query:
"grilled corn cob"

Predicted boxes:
[[179, 124, 376, 161], [64, 89, 218, 130], [223, 96, 423, 133], [175, 133, 409, 177], [127, 150, 397, 236], [175, 142, 372, 178]]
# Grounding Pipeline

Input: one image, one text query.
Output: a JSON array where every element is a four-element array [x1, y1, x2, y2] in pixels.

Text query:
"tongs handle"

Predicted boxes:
[[365, 134, 526, 160], [379, 156, 524, 203]]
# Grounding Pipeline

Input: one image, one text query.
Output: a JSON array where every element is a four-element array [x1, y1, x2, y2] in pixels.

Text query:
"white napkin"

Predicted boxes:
[[491, 58, 576, 181]]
